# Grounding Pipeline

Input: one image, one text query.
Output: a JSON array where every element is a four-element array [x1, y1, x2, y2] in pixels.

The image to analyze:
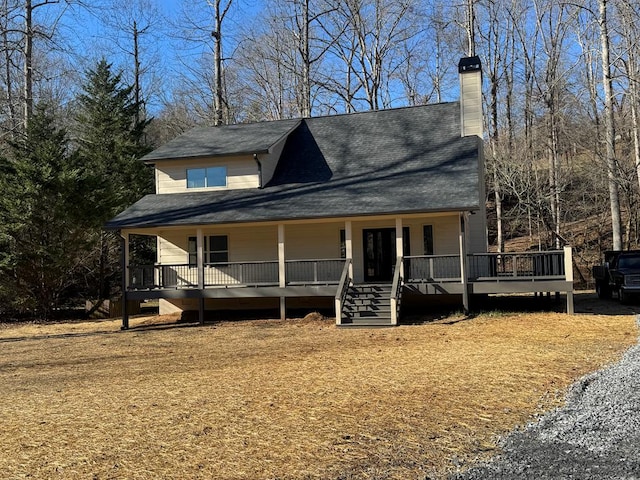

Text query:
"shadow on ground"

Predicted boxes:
[[473, 290, 640, 316], [401, 290, 640, 325], [573, 290, 640, 315]]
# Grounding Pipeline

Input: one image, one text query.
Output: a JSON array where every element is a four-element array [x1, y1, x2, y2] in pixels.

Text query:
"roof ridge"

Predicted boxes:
[[300, 101, 459, 123]]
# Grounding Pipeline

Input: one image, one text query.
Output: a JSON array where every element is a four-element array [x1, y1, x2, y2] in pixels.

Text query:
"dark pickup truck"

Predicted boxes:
[[593, 250, 640, 303]]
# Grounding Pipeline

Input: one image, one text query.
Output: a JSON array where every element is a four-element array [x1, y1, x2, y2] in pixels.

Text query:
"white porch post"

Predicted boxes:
[[197, 228, 205, 324], [459, 213, 470, 314], [390, 218, 404, 326], [564, 245, 574, 314], [395, 217, 404, 276], [278, 224, 286, 320], [345, 220, 353, 279], [197, 228, 204, 289]]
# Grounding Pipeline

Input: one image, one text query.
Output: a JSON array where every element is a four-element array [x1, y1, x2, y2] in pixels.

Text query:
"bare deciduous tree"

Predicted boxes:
[[598, 0, 623, 250]]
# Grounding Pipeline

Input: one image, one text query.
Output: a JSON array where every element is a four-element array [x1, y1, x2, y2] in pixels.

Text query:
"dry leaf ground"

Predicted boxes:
[[0, 297, 637, 479]]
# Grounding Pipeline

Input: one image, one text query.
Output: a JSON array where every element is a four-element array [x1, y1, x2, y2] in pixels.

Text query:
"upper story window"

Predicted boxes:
[[186, 166, 227, 188]]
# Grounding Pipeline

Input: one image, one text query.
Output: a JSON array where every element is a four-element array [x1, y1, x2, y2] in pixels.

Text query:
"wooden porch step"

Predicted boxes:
[[340, 283, 397, 325], [338, 316, 394, 327], [348, 284, 392, 292], [343, 305, 392, 315]]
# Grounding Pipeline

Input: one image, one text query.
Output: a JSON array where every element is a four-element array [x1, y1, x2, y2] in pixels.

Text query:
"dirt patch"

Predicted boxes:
[[0, 309, 636, 479]]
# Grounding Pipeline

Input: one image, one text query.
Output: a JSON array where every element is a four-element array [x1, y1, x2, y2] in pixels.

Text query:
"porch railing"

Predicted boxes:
[[129, 264, 197, 290], [335, 258, 352, 325], [128, 252, 567, 291], [286, 259, 344, 284], [390, 256, 404, 325], [204, 261, 279, 286], [404, 255, 462, 282], [128, 258, 345, 290], [468, 251, 565, 280], [403, 250, 566, 284]]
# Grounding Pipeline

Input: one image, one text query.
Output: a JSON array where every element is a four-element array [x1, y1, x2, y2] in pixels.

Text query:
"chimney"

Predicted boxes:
[[458, 56, 483, 138]]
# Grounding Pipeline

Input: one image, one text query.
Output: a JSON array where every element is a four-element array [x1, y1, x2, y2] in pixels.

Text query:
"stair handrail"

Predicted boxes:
[[390, 256, 404, 325], [335, 258, 352, 325]]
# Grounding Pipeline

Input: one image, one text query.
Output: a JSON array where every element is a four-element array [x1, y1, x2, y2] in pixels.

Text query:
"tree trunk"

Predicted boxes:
[[466, 0, 476, 57], [619, 2, 640, 194], [213, 35, 222, 125], [23, 0, 33, 131], [133, 20, 141, 125], [300, 0, 311, 117], [547, 107, 561, 249], [599, 0, 623, 250], [2, 5, 18, 139], [213, 0, 225, 126]]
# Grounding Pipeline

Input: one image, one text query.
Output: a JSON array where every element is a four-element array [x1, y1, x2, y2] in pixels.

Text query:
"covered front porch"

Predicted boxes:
[[118, 213, 574, 328]]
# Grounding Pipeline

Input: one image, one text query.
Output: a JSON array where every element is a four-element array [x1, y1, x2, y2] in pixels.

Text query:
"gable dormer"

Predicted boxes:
[[143, 119, 301, 194]]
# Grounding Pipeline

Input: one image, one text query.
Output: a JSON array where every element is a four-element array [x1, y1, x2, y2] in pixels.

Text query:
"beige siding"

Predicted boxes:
[[404, 215, 460, 256], [159, 298, 185, 315], [157, 226, 278, 286], [155, 156, 259, 194], [158, 232, 189, 264], [157, 233, 198, 285], [157, 226, 278, 265], [222, 226, 278, 262], [284, 223, 344, 259], [153, 214, 468, 285], [460, 71, 483, 138]]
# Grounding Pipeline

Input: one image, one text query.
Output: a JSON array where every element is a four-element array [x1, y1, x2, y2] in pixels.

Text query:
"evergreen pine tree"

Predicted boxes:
[[75, 59, 153, 223], [0, 104, 90, 318], [74, 59, 153, 302]]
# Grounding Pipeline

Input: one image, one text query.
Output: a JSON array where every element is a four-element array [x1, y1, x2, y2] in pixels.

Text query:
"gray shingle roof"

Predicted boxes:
[[106, 103, 482, 229], [141, 118, 301, 162]]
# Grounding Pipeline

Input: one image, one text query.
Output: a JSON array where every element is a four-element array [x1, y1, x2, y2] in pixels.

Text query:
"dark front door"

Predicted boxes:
[[363, 228, 410, 282]]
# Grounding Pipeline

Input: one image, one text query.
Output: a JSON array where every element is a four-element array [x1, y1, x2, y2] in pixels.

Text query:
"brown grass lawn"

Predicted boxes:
[[0, 308, 637, 479]]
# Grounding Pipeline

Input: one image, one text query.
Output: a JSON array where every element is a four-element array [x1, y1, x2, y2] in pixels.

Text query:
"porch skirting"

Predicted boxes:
[[125, 284, 338, 301]]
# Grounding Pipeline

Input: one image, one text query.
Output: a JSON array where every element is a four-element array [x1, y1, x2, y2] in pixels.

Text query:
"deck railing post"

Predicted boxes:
[[119, 232, 129, 330], [197, 228, 204, 290], [278, 224, 286, 288], [278, 224, 286, 320], [335, 259, 352, 325], [564, 246, 574, 314], [391, 256, 403, 325], [345, 221, 353, 279], [395, 218, 404, 278], [459, 213, 469, 314]]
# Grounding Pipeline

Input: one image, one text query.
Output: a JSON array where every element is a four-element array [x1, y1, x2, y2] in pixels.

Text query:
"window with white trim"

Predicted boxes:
[[186, 166, 227, 188], [188, 235, 229, 265]]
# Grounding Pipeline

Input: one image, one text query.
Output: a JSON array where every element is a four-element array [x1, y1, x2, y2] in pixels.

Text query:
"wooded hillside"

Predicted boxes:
[[1, 0, 638, 315]]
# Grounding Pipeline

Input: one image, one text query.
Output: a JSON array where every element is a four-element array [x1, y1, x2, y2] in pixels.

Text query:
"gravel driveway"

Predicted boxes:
[[452, 315, 640, 480]]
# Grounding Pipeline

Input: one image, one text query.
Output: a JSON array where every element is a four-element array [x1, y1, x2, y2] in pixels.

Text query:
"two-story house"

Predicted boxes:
[[106, 57, 574, 328]]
